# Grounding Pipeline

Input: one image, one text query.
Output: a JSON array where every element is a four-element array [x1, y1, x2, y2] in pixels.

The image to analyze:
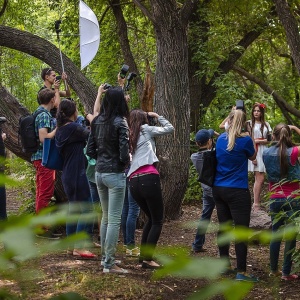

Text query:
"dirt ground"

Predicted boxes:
[[2, 187, 300, 299]]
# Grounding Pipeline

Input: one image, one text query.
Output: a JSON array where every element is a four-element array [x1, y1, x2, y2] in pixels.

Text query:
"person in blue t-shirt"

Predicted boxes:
[[213, 109, 258, 282]]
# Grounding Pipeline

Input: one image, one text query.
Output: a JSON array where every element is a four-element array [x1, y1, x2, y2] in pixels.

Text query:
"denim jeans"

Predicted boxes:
[[129, 174, 163, 261], [192, 193, 215, 251], [121, 181, 140, 248], [96, 172, 126, 269], [87, 181, 101, 236], [212, 186, 251, 272], [269, 198, 299, 276], [66, 199, 93, 248]]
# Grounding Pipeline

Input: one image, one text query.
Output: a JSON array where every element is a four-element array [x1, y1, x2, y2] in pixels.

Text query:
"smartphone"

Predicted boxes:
[[56, 75, 62, 81]]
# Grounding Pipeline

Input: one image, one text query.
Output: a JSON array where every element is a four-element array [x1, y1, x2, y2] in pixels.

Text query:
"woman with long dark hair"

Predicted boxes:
[[263, 124, 300, 281], [55, 99, 96, 259], [128, 109, 174, 269], [213, 109, 258, 282], [87, 87, 130, 274], [247, 103, 272, 210]]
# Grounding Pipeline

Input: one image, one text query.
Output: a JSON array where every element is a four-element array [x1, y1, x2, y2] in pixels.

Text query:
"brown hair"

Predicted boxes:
[[273, 123, 295, 178], [129, 109, 148, 154], [249, 103, 268, 138], [38, 88, 55, 105]]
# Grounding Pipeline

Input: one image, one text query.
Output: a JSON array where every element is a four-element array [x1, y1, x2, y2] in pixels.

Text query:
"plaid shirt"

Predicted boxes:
[[31, 106, 54, 161]]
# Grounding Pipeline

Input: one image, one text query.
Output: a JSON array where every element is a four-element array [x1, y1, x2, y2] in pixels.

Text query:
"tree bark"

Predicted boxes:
[[273, 0, 300, 76], [0, 25, 97, 113], [133, 0, 197, 219], [233, 65, 298, 125], [109, 0, 144, 101]]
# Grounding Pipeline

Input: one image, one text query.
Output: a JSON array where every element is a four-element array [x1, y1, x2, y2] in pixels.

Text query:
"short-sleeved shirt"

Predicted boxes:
[[214, 132, 255, 188], [31, 106, 54, 161]]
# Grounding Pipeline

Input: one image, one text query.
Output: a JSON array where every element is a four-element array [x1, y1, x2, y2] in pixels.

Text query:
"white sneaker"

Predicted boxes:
[[101, 259, 121, 266], [103, 267, 128, 274]]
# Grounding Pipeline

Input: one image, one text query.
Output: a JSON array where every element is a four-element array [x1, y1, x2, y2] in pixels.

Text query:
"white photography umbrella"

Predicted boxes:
[[79, 0, 100, 70]]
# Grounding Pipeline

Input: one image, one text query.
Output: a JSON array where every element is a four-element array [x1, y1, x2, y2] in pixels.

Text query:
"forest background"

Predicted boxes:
[[1, 0, 300, 299], [1, 0, 300, 219]]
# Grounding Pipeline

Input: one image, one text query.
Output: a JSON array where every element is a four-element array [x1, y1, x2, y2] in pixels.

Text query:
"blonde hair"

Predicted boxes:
[[227, 109, 248, 151]]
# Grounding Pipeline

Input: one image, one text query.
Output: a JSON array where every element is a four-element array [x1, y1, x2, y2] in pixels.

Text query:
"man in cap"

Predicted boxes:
[[191, 128, 218, 253]]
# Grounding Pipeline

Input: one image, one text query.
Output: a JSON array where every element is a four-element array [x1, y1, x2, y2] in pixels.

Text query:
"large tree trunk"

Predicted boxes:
[[146, 1, 194, 219], [273, 0, 300, 76]]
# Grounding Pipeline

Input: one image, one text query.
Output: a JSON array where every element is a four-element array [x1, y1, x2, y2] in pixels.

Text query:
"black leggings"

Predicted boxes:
[[129, 174, 163, 261], [212, 186, 251, 272]]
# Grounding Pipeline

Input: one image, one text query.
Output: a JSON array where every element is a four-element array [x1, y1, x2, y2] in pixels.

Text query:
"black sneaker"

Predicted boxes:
[[36, 231, 60, 240]]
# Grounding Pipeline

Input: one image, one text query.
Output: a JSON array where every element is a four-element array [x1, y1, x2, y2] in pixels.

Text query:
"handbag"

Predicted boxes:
[[42, 138, 64, 171], [197, 149, 217, 187]]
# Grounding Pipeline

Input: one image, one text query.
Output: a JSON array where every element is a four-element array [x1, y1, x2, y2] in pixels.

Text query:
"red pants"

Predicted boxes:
[[33, 160, 55, 213]]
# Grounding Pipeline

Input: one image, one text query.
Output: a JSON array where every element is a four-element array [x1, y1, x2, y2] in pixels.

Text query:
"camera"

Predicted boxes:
[[103, 83, 112, 90], [124, 72, 137, 91], [236, 100, 245, 111], [147, 114, 157, 126], [0, 117, 6, 124], [120, 64, 129, 79], [56, 75, 62, 81]]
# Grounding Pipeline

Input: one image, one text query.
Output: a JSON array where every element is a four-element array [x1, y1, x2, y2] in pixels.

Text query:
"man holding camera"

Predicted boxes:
[[38, 68, 71, 118]]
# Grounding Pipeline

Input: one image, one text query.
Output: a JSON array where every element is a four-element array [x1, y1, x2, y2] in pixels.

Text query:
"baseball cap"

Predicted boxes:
[[195, 129, 214, 145]]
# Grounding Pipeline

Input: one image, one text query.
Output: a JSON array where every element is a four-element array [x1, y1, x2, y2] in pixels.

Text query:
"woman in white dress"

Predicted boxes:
[[247, 103, 272, 210]]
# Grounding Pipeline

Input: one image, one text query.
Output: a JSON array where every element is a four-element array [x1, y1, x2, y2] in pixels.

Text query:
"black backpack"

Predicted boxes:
[[18, 110, 44, 153]]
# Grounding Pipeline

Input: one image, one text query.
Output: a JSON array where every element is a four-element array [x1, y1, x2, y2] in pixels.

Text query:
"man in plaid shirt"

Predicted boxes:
[[32, 89, 57, 221]]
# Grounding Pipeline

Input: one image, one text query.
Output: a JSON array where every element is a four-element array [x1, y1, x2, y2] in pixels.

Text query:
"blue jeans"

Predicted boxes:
[[212, 186, 251, 272], [87, 181, 101, 236], [121, 182, 140, 248], [96, 172, 126, 269], [269, 198, 299, 276], [66, 199, 93, 248], [192, 193, 215, 251]]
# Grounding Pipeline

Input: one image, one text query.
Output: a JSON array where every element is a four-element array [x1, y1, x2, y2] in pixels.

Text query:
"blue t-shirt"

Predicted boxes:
[[214, 132, 255, 188]]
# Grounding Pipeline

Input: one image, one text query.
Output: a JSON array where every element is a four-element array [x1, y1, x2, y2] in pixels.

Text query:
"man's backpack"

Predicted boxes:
[[18, 110, 44, 153]]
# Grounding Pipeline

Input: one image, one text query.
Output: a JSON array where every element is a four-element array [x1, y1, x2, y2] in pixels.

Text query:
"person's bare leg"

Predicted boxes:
[[253, 171, 265, 210]]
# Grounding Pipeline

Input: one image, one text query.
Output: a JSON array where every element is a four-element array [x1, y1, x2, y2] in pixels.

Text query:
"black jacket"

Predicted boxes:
[[86, 114, 129, 173]]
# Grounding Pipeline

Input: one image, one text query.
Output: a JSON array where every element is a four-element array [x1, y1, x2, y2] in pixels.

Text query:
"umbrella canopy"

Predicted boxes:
[[79, 0, 100, 70]]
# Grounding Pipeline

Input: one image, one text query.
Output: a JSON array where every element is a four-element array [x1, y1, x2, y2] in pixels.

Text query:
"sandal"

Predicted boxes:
[[73, 250, 98, 260], [281, 274, 299, 281]]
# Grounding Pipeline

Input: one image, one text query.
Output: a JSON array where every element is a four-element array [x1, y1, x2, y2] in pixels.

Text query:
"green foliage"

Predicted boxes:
[[5, 157, 36, 214], [184, 163, 202, 204]]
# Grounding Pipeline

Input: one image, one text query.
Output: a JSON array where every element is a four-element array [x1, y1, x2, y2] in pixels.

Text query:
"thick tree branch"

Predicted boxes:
[[0, 0, 8, 17], [180, 0, 204, 26], [109, 0, 144, 100], [132, 0, 156, 24], [0, 25, 97, 112], [233, 65, 299, 124], [273, 0, 300, 76], [201, 25, 266, 108]]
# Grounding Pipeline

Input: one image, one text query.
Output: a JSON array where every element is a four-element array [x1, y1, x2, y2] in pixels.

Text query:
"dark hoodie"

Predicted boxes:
[[55, 122, 90, 202]]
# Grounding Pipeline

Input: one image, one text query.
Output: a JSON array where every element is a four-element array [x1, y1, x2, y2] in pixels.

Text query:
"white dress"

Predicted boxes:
[[248, 121, 272, 173]]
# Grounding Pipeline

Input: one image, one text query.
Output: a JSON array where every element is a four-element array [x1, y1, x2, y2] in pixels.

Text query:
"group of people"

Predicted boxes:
[[192, 103, 300, 282], [1, 66, 299, 280], [31, 68, 174, 274]]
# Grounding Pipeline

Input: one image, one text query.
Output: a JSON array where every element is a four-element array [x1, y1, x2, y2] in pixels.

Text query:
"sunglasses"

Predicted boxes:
[[45, 68, 53, 75]]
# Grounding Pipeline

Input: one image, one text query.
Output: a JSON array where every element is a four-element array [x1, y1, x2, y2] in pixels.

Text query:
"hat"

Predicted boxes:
[[195, 129, 214, 145]]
